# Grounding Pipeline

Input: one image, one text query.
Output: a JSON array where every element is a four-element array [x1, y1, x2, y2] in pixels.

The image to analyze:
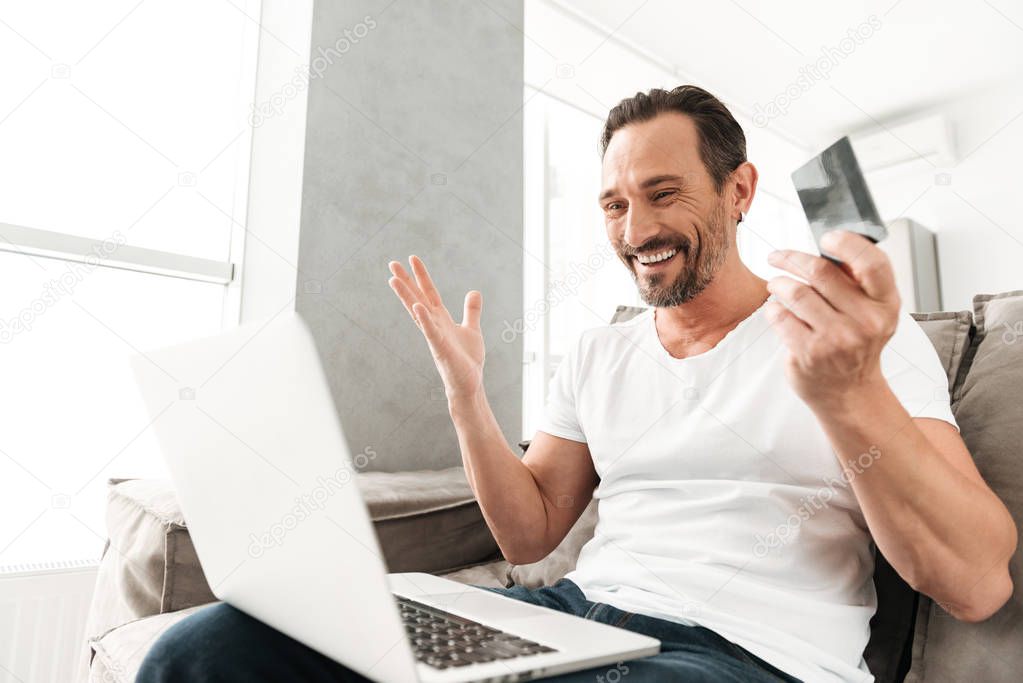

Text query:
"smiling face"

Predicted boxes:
[[599, 112, 734, 308]]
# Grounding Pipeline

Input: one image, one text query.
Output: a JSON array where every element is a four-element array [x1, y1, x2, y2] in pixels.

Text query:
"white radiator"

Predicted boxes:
[[0, 559, 99, 683]]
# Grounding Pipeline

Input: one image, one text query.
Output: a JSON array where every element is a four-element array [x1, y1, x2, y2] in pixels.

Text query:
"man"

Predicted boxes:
[[139, 86, 1016, 682]]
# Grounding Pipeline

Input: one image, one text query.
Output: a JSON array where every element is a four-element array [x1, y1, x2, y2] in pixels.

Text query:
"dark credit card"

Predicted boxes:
[[791, 136, 887, 257]]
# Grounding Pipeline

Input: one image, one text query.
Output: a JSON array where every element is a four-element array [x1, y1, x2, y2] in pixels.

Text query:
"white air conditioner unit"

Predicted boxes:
[[878, 218, 943, 312], [850, 114, 956, 172]]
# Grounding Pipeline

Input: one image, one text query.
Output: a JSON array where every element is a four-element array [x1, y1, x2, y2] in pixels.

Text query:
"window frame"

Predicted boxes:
[[0, 0, 264, 328]]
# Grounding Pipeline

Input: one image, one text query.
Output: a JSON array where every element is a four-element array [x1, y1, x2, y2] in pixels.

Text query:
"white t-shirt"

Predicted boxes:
[[538, 298, 956, 683]]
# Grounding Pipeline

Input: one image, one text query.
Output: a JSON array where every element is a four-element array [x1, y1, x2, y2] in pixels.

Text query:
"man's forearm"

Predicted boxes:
[[810, 378, 1016, 621], [447, 389, 549, 562]]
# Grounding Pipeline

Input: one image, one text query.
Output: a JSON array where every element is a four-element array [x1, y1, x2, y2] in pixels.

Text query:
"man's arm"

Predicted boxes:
[[765, 231, 1017, 623], [388, 256, 598, 564], [810, 397, 1014, 622], [449, 391, 597, 564]]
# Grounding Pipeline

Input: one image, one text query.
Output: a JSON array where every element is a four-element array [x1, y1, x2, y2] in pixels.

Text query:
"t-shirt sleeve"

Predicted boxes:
[[537, 335, 588, 443], [880, 311, 959, 430]]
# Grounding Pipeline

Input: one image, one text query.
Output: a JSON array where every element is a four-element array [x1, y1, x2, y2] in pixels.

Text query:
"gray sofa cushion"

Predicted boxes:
[[611, 304, 647, 325], [906, 292, 1023, 682], [357, 468, 501, 574], [89, 605, 209, 683], [910, 311, 974, 399], [440, 559, 512, 588]]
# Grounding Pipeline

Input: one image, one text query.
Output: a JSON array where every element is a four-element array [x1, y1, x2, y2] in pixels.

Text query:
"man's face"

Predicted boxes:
[[599, 113, 731, 307]]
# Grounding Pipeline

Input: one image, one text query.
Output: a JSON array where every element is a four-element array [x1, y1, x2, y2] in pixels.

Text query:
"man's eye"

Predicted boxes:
[[606, 202, 624, 211], [654, 190, 674, 200]]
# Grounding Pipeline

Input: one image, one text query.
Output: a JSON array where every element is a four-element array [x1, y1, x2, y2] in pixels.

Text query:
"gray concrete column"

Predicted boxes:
[[296, 0, 524, 471]]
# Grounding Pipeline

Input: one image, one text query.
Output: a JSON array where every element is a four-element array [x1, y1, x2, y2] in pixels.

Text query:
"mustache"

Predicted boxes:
[[616, 236, 690, 258]]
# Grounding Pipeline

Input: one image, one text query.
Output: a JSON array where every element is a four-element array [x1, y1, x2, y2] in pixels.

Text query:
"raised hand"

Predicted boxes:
[[388, 256, 485, 401], [765, 230, 901, 411]]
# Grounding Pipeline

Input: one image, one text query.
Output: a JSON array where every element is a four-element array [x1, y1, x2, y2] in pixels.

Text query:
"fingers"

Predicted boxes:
[[818, 231, 899, 304], [392, 272, 446, 353], [411, 302, 443, 348], [765, 300, 811, 346], [409, 255, 444, 308], [462, 290, 482, 329], [389, 261, 423, 303], [767, 249, 861, 314], [388, 274, 423, 320], [389, 256, 478, 331], [766, 276, 839, 330]]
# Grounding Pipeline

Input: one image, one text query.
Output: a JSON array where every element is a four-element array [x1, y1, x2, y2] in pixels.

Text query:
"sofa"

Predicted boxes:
[[80, 291, 1023, 683]]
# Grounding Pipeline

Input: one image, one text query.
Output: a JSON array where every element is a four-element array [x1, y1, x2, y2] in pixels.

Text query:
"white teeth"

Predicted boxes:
[[637, 248, 678, 265]]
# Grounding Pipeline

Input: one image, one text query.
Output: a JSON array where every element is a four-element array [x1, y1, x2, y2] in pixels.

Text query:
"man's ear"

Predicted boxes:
[[729, 161, 758, 223]]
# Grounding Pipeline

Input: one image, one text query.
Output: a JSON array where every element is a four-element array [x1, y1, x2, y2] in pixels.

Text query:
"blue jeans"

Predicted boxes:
[[137, 578, 802, 682]]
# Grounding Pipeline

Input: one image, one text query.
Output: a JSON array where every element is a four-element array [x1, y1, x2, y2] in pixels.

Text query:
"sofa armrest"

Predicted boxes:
[[81, 478, 217, 677], [359, 468, 502, 573]]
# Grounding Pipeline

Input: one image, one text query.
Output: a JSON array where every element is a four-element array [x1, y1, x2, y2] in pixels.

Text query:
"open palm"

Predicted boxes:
[[388, 256, 485, 400]]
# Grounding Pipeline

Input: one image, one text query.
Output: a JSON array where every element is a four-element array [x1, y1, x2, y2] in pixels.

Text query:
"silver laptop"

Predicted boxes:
[[130, 311, 659, 682]]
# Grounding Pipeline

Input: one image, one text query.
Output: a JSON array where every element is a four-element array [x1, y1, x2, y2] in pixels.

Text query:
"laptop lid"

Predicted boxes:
[[130, 311, 418, 682]]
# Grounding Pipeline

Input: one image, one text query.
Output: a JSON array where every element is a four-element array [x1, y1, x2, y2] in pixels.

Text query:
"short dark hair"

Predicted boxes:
[[600, 85, 747, 194]]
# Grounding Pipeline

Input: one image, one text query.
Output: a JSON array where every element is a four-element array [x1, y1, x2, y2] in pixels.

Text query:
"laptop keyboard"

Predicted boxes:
[[396, 595, 558, 670]]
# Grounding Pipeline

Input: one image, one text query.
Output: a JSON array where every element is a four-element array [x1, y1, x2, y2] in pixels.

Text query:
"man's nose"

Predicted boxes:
[[623, 204, 658, 249]]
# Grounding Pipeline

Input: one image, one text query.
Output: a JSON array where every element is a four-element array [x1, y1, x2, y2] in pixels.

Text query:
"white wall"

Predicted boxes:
[[865, 83, 1023, 311], [524, 0, 810, 204]]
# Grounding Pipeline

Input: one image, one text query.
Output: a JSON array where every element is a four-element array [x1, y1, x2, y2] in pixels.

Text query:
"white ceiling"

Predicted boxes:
[[551, 0, 1023, 148]]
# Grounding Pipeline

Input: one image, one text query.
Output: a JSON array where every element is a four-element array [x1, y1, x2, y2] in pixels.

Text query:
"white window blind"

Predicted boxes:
[[0, 0, 260, 565]]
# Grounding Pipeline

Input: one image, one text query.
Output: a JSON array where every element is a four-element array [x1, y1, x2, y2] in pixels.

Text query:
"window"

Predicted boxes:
[[0, 1, 260, 565], [522, 90, 642, 437]]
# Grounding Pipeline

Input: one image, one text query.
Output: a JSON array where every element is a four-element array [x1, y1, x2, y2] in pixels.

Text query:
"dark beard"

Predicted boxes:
[[637, 246, 705, 307], [617, 202, 730, 308]]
